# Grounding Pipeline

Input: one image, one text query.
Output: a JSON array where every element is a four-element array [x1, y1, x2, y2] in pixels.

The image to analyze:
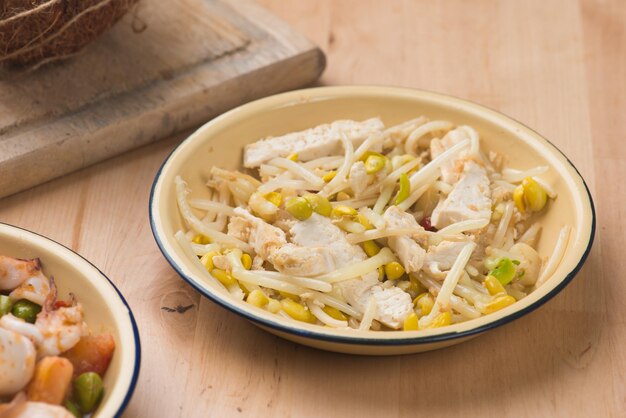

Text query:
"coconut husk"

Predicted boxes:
[[0, 0, 139, 68]]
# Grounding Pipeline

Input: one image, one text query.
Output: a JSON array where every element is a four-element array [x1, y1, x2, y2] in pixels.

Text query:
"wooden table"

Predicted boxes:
[[1, 1, 623, 416]]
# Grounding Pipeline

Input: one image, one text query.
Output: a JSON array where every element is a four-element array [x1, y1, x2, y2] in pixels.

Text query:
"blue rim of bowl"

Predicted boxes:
[[149, 86, 596, 347], [0, 222, 141, 416]]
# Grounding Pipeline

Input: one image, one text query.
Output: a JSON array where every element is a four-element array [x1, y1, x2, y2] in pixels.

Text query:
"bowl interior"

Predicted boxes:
[[151, 86, 594, 343], [0, 224, 139, 417]]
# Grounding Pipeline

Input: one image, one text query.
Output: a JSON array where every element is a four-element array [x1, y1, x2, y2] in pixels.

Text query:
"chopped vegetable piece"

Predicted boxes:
[[364, 154, 387, 174], [74, 372, 104, 413], [0, 295, 12, 316], [63, 334, 116, 377], [303, 193, 332, 217], [27, 356, 74, 405], [286, 197, 313, 221], [513, 184, 525, 212], [403, 312, 419, 330], [384, 261, 405, 280], [395, 173, 411, 205], [489, 258, 517, 285], [11, 299, 41, 323], [355, 213, 373, 229], [287, 153, 299, 161], [65, 400, 82, 418]]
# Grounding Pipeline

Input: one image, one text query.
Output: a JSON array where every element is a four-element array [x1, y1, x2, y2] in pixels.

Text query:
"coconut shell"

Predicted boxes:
[[0, 0, 139, 66]]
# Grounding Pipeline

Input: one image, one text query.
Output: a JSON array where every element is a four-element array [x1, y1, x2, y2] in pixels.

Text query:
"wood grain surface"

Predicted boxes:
[[0, 1, 624, 417], [0, 0, 324, 199]]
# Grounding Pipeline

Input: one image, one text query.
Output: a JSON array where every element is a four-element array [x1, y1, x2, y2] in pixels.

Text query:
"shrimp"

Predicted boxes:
[[0, 256, 51, 306], [1, 280, 87, 358]]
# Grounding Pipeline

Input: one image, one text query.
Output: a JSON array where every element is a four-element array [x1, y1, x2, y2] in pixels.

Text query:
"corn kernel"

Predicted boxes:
[[211, 268, 236, 286], [287, 153, 299, 161], [322, 305, 347, 321], [414, 292, 434, 316], [403, 312, 419, 331], [481, 295, 516, 314], [362, 240, 381, 257], [384, 261, 405, 280], [280, 299, 316, 323], [336, 191, 351, 201], [427, 312, 452, 328], [263, 191, 283, 207], [484, 275, 506, 295], [266, 299, 281, 313], [246, 289, 269, 308], [200, 251, 220, 272], [241, 253, 253, 270], [331, 205, 358, 219], [322, 171, 337, 182], [192, 234, 211, 245]]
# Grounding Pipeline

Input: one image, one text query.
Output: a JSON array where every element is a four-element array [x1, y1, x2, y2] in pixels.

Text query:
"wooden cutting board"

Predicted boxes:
[[0, 0, 324, 199]]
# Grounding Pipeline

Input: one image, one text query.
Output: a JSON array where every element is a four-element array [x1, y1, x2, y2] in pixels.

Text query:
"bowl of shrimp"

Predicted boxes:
[[0, 223, 140, 416], [149, 85, 595, 355]]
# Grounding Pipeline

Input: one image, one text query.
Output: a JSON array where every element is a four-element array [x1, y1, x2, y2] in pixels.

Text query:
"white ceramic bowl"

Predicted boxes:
[[149, 86, 595, 355], [0, 223, 140, 416]]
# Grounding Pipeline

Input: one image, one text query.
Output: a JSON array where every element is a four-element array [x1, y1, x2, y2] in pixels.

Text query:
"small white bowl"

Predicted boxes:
[[0, 223, 140, 417], [149, 86, 595, 355]]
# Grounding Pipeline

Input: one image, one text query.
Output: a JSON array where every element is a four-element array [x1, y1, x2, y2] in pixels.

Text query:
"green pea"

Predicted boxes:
[[11, 299, 41, 323], [74, 372, 104, 413], [490, 258, 517, 286], [64, 399, 82, 418], [285, 197, 313, 221], [0, 295, 12, 316]]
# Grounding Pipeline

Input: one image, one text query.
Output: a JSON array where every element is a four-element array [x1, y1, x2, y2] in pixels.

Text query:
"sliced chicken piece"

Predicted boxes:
[[230, 208, 287, 260], [243, 118, 385, 168], [349, 161, 370, 197], [431, 161, 492, 229], [383, 206, 427, 273], [285, 213, 413, 329], [270, 244, 335, 276], [430, 128, 469, 184], [423, 240, 468, 276]]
